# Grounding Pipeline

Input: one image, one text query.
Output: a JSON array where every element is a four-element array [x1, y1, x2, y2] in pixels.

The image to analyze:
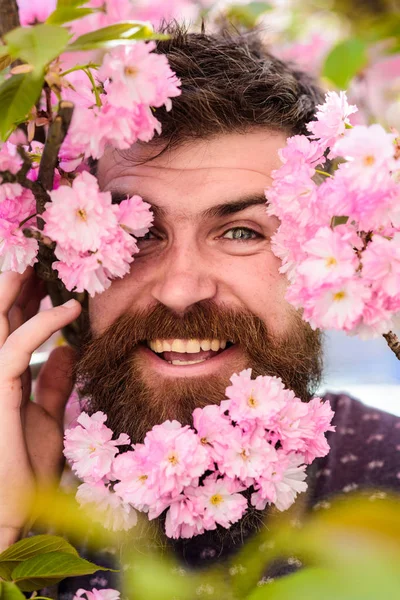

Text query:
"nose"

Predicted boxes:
[[150, 242, 217, 314]]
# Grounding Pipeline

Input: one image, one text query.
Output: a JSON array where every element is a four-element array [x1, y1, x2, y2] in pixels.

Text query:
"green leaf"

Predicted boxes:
[[0, 534, 79, 563], [67, 21, 168, 51], [0, 582, 25, 600], [0, 72, 44, 141], [11, 551, 112, 593], [322, 38, 368, 89], [4, 24, 71, 69], [227, 2, 272, 28], [46, 7, 96, 25]]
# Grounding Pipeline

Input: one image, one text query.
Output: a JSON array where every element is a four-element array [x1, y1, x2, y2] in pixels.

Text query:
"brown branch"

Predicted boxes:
[[0, 0, 20, 40], [383, 331, 400, 361], [37, 100, 74, 226]]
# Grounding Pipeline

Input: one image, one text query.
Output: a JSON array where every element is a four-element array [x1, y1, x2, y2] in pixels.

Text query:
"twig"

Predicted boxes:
[[383, 331, 400, 361], [37, 100, 74, 225]]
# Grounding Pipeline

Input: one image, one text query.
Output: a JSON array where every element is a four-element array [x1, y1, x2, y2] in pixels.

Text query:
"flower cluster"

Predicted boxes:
[[41, 172, 153, 296], [73, 588, 120, 600], [0, 1, 180, 295], [267, 90, 400, 338], [0, 143, 38, 273], [64, 369, 334, 539]]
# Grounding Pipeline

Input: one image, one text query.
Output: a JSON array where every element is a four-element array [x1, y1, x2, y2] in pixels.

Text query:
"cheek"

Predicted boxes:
[[89, 275, 141, 335], [225, 253, 292, 334]]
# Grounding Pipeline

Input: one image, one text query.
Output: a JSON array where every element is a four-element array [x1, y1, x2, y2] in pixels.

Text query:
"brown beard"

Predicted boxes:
[[75, 300, 323, 444]]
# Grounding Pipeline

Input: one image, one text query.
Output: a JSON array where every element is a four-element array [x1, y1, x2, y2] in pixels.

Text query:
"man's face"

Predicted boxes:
[[78, 130, 322, 442]]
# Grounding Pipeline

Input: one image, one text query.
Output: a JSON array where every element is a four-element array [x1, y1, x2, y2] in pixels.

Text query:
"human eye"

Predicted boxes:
[[221, 227, 263, 241], [136, 229, 159, 243]]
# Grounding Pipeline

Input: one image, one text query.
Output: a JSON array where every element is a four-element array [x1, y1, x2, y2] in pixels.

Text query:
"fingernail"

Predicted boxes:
[[63, 299, 78, 308]]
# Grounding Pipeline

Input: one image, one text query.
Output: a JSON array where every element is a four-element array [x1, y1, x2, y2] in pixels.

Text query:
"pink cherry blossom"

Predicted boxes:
[[142, 421, 211, 498], [53, 228, 138, 297], [192, 404, 235, 462], [0, 142, 22, 177], [251, 453, 308, 512], [43, 172, 118, 253], [295, 277, 372, 331], [296, 226, 359, 287], [0, 183, 36, 225], [64, 411, 130, 483], [195, 474, 248, 531], [331, 124, 396, 187], [215, 426, 277, 482], [221, 369, 285, 427], [0, 220, 38, 273], [362, 233, 400, 298], [16, 0, 56, 26], [307, 90, 358, 150], [117, 195, 153, 236], [165, 494, 205, 539], [74, 587, 120, 600], [112, 448, 158, 513], [99, 42, 181, 112], [76, 481, 137, 532]]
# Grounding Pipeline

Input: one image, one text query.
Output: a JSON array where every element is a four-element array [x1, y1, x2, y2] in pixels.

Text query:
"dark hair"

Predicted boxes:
[[146, 22, 324, 155]]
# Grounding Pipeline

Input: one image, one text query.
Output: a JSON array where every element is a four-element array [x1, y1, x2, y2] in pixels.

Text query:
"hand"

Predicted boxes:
[[0, 268, 81, 549]]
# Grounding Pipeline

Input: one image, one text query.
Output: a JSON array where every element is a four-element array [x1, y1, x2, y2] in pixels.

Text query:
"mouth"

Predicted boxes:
[[140, 338, 237, 375]]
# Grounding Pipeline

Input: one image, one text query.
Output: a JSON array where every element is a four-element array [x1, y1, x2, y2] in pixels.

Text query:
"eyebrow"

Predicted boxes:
[[110, 191, 268, 220]]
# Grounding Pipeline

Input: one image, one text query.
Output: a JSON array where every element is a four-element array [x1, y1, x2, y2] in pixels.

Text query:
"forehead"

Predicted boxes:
[[97, 130, 288, 216]]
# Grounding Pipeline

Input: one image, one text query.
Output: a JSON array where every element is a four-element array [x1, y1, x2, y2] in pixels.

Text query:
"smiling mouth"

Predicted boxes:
[[145, 338, 235, 365]]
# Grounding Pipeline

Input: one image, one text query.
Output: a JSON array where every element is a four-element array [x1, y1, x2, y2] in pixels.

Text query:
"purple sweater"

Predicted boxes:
[[58, 393, 400, 597]]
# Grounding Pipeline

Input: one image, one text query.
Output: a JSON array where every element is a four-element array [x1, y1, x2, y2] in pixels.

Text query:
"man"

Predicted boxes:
[[0, 24, 398, 596]]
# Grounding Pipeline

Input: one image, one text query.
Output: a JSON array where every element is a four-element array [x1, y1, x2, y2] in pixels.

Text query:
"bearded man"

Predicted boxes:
[[0, 24, 399, 597]]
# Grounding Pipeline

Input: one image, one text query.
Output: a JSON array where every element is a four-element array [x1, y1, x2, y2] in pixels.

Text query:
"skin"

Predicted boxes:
[[0, 129, 290, 548]]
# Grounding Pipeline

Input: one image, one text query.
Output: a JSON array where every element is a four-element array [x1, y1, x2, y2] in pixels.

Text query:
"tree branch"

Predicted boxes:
[[0, 0, 20, 40], [383, 331, 400, 361]]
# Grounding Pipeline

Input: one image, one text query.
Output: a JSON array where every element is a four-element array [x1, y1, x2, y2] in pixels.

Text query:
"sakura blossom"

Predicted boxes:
[[307, 90, 358, 150], [64, 411, 130, 483], [98, 43, 181, 112], [74, 587, 120, 600], [267, 90, 400, 339], [64, 370, 334, 539], [76, 481, 137, 532]]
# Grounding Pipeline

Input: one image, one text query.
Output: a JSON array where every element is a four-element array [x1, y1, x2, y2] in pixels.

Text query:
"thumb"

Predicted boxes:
[[35, 345, 77, 425]]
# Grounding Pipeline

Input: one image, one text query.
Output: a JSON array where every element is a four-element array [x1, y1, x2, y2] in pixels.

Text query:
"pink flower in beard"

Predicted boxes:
[[64, 412, 130, 483], [142, 421, 211, 498], [221, 369, 285, 429], [165, 494, 205, 539], [194, 474, 248, 531], [112, 447, 158, 513], [251, 452, 307, 512], [76, 481, 137, 532], [213, 425, 277, 483]]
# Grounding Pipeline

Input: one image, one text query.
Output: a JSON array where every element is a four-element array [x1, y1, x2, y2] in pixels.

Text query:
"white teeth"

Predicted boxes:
[[170, 359, 206, 365], [186, 339, 201, 353], [148, 338, 229, 353], [200, 340, 211, 351], [171, 339, 186, 353]]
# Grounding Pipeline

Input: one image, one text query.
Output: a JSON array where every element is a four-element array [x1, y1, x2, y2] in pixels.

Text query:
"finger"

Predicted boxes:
[[35, 345, 77, 424], [0, 268, 33, 346], [0, 299, 81, 383]]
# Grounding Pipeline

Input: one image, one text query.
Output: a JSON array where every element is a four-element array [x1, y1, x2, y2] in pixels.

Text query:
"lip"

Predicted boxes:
[[138, 343, 239, 377]]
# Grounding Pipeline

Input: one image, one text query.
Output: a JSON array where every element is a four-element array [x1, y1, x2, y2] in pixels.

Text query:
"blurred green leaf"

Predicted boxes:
[[322, 38, 368, 88], [46, 7, 96, 25], [12, 551, 112, 592], [0, 72, 44, 141], [67, 22, 168, 51], [0, 54, 12, 72], [0, 582, 25, 600], [4, 25, 71, 69], [0, 534, 79, 563], [226, 2, 272, 28], [246, 564, 400, 600]]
